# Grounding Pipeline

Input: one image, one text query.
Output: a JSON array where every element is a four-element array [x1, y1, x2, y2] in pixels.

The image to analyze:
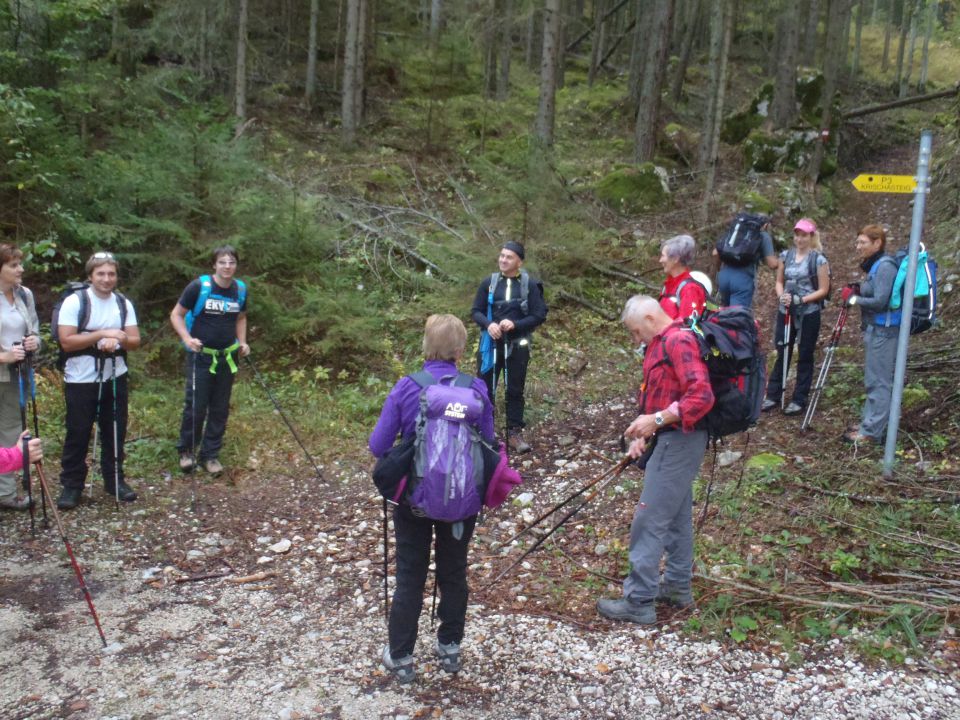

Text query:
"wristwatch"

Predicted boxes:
[[654, 411, 665, 427]]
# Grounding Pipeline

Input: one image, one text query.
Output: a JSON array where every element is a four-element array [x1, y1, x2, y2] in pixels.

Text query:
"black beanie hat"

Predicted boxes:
[[502, 241, 525, 260]]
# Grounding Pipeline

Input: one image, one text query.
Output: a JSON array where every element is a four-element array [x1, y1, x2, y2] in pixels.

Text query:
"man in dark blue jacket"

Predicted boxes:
[[471, 241, 547, 453]]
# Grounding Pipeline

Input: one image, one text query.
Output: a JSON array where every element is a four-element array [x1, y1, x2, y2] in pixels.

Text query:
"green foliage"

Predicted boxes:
[[594, 164, 670, 214]]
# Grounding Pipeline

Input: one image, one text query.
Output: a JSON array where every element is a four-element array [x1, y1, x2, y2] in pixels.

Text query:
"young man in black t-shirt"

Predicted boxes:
[[170, 246, 250, 474]]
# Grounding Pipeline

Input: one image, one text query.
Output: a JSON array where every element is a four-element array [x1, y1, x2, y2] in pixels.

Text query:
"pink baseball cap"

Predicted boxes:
[[794, 218, 817, 234]]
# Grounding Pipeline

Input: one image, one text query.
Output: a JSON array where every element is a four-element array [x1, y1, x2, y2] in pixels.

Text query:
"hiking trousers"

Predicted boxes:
[[765, 308, 821, 408], [59, 374, 129, 491], [388, 503, 476, 659], [623, 429, 707, 603], [0, 381, 23, 502], [860, 324, 898, 439], [176, 351, 236, 461], [717, 266, 758, 309], [479, 339, 530, 430]]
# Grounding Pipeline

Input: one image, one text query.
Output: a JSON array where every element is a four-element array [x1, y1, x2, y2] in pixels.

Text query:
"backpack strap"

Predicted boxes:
[[409, 370, 436, 389], [236, 278, 247, 308], [519, 269, 530, 316]]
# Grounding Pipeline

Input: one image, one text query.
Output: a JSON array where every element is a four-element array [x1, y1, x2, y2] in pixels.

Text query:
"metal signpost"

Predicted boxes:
[[850, 130, 933, 477]]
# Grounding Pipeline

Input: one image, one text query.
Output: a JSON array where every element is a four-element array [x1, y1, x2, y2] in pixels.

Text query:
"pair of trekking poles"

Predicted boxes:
[[16, 356, 108, 647]]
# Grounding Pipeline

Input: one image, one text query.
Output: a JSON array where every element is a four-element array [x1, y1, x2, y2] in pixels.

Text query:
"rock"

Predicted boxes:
[[186, 550, 205, 561], [718, 451, 742, 467], [268, 539, 292, 554], [515, 492, 535, 506], [102, 642, 124, 655], [141, 567, 162, 581]]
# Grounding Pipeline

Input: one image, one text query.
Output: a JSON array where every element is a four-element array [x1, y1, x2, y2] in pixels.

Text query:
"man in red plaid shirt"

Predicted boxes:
[[598, 295, 714, 625]]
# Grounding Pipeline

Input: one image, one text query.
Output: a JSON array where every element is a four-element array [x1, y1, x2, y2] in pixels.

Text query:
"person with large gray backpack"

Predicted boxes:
[[368, 314, 495, 684]]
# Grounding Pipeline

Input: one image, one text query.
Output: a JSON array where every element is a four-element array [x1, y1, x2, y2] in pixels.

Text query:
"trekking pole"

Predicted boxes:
[[244, 356, 323, 480], [486, 456, 631, 588], [780, 306, 792, 410], [110, 357, 120, 509], [90, 358, 105, 498], [696, 439, 719, 530], [26, 360, 48, 526], [381, 498, 390, 622], [189, 351, 198, 512], [500, 457, 630, 547], [801, 305, 848, 431], [502, 339, 511, 446], [30, 444, 108, 647], [16, 362, 36, 534]]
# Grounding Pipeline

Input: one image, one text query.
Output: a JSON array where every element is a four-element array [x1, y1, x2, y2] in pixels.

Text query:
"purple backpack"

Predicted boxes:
[[407, 371, 486, 522]]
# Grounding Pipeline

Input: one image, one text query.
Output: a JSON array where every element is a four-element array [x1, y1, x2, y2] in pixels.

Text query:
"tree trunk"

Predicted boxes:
[[526, 4, 539, 68], [851, 0, 865, 76], [801, 0, 819, 66], [771, 0, 799, 129], [430, 0, 442, 48], [700, 0, 732, 221], [341, 0, 360, 145], [534, 0, 562, 145], [588, 0, 607, 86], [633, 0, 674, 163], [670, 0, 701, 103], [697, 0, 724, 171], [498, 0, 514, 99], [894, 0, 913, 89], [806, 0, 853, 185], [305, 0, 320, 108], [355, 0, 368, 123], [483, 6, 498, 99], [917, 0, 934, 92], [235, 0, 249, 130], [881, 0, 892, 71], [627, 0, 648, 109], [899, 0, 919, 98]]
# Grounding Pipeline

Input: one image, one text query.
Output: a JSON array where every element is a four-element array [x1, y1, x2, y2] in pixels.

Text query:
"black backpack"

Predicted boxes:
[[683, 307, 767, 440], [51, 282, 129, 370], [716, 213, 769, 267]]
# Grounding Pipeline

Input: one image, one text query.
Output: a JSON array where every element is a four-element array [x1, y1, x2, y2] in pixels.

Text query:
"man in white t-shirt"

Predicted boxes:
[[56, 252, 141, 510]]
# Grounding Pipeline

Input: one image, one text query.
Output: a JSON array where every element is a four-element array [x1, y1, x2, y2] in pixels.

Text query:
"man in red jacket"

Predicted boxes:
[[598, 295, 714, 625]]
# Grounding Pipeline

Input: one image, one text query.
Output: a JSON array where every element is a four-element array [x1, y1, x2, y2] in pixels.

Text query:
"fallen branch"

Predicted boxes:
[[174, 571, 231, 584], [697, 573, 890, 615], [555, 289, 617, 321], [226, 570, 277, 585], [843, 83, 960, 120], [590, 262, 659, 291], [334, 210, 450, 278]]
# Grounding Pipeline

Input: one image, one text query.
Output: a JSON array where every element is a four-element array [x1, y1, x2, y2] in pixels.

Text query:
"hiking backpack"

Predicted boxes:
[[684, 306, 767, 440], [784, 248, 831, 306], [184, 275, 248, 333], [871, 244, 938, 335], [406, 371, 488, 522], [51, 282, 128, 370], [716, 213, 769, 267]]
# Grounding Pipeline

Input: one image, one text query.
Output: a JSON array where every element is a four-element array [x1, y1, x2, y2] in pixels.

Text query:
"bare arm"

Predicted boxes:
[[236, 312, 250, 356], [170, 304, 202, 352]]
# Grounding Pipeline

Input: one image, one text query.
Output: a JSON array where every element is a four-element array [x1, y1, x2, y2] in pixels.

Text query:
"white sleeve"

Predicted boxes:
[[124, 299, 138, 328], [58, 293, 81, 327]]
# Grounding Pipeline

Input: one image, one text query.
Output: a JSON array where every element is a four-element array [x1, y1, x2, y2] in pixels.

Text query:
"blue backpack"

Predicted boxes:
[[184, 275, 247, 333], [870, 244, 937, 334]]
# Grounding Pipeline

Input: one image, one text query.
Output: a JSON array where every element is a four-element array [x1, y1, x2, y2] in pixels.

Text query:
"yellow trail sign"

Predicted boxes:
[[851, 174, 918, 193]]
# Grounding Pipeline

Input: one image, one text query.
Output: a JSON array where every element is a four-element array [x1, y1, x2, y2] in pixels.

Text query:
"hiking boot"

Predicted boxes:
[[203, 458, 224, 475], [0, 495, 33, 511], [104, 480, 137, 502], [596, 597, 657, 625], [434, 639, 461, 673], [761, 398, 777, 412], [507, 429, 532, 454], [381, 645, 415, 684], [656, 582, 695, 609], [57, 487, 83, 510], [783, 402, 803, 416], [178, 452, 195, 472]]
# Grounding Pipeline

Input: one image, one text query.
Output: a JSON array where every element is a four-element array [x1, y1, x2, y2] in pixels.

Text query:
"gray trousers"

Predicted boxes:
[[624, 429, 708, 603], [0, 381, 23, 501], [860, 325, 898, 439]]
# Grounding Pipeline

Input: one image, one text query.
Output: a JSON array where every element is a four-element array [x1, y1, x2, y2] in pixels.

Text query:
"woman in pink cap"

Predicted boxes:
[[761, 218, 831, 416]]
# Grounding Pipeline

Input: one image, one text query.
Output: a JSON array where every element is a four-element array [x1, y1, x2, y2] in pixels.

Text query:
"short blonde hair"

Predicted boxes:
[[422, 314, 467, 361]]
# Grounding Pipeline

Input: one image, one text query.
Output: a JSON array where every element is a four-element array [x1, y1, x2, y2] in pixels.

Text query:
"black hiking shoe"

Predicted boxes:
[[104, 480, 137, 502], [57, 487, 83, 510], [596, 597, 657, 624]]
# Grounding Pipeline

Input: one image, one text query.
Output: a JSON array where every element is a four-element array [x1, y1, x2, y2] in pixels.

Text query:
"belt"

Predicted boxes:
[[200, 342, 240, 374]]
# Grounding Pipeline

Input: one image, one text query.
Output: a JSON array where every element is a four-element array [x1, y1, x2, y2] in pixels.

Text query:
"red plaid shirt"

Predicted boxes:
[[637, 322, 714, 432]]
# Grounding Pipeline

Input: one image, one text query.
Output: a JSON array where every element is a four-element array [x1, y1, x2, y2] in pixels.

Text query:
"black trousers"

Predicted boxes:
[[766, 309, 821, 407], [478, 340, 530, 430], [176, 351, 236, 461], [59, 373, 128, 490], [388, 502, 476, 658]]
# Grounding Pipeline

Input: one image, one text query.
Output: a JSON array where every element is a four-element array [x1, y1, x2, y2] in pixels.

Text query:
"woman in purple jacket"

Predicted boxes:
[[369, 314, 494, 684]]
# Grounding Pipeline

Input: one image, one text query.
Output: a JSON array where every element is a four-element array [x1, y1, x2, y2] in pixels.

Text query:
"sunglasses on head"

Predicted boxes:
[[91, 252, 115, 260]]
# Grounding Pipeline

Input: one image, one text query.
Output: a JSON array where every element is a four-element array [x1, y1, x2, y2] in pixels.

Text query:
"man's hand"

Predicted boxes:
[[239, 342, 250, 357], [487, 323, 502, 340], [626, 437, 647, 459], [625, 414, 657, 441], [185, 337, 203, 353], [499, 319, 515, 333]]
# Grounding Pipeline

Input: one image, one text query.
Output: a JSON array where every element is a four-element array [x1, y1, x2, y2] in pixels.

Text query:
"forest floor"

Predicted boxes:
[[1, 143, 959, 719]]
